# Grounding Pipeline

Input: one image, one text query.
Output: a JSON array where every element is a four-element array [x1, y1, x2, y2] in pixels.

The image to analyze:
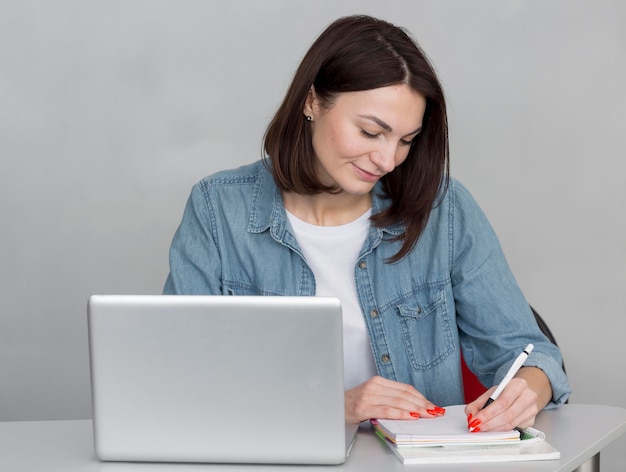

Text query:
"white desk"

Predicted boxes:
[[1, 404, 625, 472]]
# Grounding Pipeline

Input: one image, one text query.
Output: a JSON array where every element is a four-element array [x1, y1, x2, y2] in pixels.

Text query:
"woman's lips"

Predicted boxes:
[[353, 164, 382, 182]]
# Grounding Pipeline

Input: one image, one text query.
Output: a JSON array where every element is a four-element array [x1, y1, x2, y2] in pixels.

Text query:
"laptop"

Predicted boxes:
[[87, 295, 357, 465]]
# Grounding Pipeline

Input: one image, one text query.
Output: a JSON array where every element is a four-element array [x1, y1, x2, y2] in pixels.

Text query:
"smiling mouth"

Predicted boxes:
[[353, 164, 382, 182]]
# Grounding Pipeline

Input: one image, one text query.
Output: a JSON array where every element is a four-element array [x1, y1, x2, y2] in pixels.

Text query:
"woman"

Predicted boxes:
[[164, 15, 570, 431]]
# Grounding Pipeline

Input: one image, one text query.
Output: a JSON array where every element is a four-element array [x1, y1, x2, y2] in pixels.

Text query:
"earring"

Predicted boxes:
[[305, 115, 312, 122]]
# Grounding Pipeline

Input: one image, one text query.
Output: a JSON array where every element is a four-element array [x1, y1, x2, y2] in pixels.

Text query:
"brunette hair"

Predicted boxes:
[[263, 15, 449, 262]]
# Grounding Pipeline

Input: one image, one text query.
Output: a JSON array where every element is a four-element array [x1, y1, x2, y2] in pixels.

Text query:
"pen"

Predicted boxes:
[[469, 344, 535, 433], [482, 344, 534, 409], [469, 344, 534, 432]]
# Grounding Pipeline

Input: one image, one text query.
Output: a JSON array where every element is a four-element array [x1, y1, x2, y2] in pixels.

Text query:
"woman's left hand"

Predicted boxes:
[[464, 367, 552, 432]]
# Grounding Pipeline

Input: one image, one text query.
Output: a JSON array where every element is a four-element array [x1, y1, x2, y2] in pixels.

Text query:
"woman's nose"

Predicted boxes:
[[371, 144, 399, 173]]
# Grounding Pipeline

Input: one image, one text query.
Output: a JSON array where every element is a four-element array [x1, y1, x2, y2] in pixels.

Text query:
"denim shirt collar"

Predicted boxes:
[[246, 164, 404, 256]]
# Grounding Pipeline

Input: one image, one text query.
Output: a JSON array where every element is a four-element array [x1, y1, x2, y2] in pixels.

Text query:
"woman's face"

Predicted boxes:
[[304, 84, 426, 196]]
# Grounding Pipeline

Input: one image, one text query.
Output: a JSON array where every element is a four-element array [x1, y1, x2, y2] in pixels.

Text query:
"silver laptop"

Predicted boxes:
[[87, 295, 357, 465]]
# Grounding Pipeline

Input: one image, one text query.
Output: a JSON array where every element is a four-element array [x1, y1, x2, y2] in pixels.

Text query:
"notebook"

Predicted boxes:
[[372, 405, 560, 464], [87, 295, 357, 465], [374, 405, 520, 446]]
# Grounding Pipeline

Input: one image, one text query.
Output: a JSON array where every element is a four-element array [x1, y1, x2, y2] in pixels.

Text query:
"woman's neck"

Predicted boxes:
[[282, 191, 372, 226]]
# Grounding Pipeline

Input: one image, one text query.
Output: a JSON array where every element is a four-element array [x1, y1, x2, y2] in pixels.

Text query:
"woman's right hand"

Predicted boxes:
[[344, 376, 445, 424]]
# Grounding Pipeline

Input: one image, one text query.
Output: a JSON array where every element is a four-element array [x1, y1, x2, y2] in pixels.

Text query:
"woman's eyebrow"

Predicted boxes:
[[359, 114, 422, 136]]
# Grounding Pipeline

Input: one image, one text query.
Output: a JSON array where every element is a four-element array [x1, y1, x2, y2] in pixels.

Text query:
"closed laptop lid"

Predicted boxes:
[[87, 295, 350, 464]]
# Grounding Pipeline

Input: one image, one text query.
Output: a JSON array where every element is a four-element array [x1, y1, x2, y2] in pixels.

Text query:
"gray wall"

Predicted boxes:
[[2, 0, 625, 469]]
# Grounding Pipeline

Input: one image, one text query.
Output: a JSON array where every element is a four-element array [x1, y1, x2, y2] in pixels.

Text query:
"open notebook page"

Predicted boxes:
[[373, 405, 520, 446]]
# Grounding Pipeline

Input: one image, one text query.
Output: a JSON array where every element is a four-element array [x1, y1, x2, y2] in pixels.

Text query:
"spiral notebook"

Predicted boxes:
[[372, 405, 560, 464]]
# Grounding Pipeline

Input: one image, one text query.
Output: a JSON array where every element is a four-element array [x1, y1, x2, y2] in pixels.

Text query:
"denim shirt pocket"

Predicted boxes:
[[396, 286, 455, 371]]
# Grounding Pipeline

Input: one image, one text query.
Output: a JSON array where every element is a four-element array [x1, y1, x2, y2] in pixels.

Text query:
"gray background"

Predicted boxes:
[[1, 0, 625, 469]]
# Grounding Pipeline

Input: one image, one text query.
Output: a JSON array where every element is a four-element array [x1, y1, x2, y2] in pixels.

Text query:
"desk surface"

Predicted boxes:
[[1, 404, 625, 472]]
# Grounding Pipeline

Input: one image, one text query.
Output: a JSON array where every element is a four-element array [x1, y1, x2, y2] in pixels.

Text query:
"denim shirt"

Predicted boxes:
[[164, 160, 571, 407]]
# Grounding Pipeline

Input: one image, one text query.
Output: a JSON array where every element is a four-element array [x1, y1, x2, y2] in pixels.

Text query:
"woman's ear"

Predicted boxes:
[[303, 86, 317, 120]]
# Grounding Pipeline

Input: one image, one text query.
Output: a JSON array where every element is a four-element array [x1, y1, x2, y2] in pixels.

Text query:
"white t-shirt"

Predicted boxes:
[[286, 209, 378, 390]]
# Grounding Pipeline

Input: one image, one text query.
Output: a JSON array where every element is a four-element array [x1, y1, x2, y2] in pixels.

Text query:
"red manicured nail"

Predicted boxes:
[[410, 412, 420, 418], [469, 418, 481, 429], [467, 413, 473, 423], [435, 407, 446, 415], [427, 409, 437, 415], [470, 427, 481, 433]]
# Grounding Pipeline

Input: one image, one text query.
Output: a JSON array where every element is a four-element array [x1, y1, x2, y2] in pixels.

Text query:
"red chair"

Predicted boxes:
[[461, 354, 487, 403]]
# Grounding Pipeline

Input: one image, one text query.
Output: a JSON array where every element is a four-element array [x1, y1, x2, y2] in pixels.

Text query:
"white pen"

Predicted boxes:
[[482, 343, 534, 410], [468, 344, 534, 433]]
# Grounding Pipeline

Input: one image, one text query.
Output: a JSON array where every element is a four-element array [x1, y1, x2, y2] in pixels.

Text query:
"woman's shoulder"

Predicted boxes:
[[427, 176, 490, 232], [189, 160, 277, 213], [438, 176, 481, 210], [197, 159, 268, 187]]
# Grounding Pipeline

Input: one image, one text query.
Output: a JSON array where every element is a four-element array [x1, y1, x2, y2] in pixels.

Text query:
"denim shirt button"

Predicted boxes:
[[370, 309, 378, 318], [358, 260, 367, 269], [381, 354, 391, 363]]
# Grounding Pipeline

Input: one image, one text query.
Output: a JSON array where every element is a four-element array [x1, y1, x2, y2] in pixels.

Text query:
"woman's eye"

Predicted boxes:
[[400, 138, 415, 146], [360, 129, 378, 139]]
